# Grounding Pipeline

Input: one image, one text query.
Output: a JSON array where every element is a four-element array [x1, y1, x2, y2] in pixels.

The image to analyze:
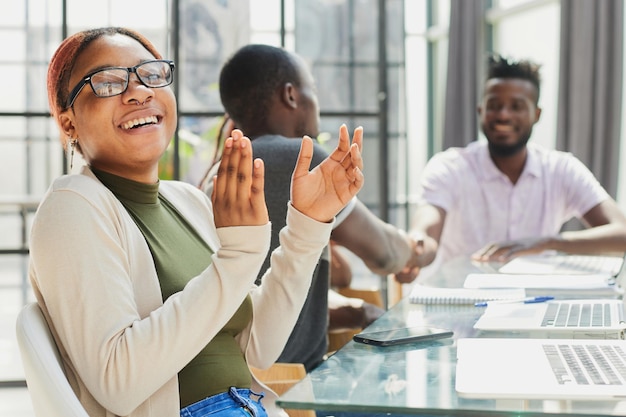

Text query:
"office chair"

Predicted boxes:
[[15, 302, 89, 417]]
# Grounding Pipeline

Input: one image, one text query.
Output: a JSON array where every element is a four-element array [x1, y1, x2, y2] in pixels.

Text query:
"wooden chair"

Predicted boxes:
[[250, 363, 315, 417], [337, 286, 384, 308], [327, 286, 384, 353], [386, 274, 405, 308]]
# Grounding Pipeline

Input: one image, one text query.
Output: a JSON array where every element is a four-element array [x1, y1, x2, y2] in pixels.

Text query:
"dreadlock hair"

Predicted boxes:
[[218, 44, 301, 135], [487, 53, 542, 104]]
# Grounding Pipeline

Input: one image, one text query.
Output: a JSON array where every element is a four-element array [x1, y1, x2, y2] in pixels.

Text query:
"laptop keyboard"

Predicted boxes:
[[543, 343, 626, 385], [541, 302, 611, 327]]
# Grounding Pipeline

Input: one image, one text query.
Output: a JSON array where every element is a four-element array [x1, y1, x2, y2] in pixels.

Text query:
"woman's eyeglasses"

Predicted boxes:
[[65, 59, 175, 109]]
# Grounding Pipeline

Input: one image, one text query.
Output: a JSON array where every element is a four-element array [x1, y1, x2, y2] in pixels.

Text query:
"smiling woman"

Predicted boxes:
[[28, 26, 365, 417], [46, 28, 178, 183]]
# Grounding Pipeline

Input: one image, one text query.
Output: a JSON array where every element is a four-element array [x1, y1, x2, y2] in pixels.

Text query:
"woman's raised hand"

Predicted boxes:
[[291, 124, 364, 223], [212, 129, 269, 228]]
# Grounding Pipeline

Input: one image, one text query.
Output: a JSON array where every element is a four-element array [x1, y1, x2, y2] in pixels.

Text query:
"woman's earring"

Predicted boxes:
[[67, 138, 78, 170]]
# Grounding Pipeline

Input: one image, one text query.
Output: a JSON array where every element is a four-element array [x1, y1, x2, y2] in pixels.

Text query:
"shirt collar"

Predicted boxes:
[[477, 141, 542, 182]]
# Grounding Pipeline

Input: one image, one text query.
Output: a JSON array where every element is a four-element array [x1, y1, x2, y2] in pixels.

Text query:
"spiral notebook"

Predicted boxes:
[[408, 284, 526, 305]]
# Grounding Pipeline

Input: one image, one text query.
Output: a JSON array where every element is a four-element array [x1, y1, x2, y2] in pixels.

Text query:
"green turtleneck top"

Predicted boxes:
[[92, 168, 252, 408]]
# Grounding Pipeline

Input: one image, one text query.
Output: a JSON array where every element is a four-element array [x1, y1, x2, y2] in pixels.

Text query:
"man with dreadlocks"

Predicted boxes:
[[395, 54, 626, 280]]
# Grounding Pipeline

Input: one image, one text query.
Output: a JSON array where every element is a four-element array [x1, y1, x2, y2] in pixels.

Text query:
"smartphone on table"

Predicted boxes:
[[353, 326, 453, 347]]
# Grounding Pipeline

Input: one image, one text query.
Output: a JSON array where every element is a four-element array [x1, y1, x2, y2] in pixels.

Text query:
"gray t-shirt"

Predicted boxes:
[[251, 135, 330, 371]]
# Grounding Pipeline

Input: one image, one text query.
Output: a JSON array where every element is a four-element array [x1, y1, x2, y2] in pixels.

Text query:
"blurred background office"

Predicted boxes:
[[0, 0, 624, 414]]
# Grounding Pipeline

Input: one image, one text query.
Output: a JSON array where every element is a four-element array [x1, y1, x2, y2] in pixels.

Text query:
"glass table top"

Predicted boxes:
[[277, 257, 626, 416]]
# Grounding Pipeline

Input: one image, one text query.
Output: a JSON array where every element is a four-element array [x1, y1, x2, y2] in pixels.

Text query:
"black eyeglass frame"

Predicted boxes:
[[65, 59, 176, 109]]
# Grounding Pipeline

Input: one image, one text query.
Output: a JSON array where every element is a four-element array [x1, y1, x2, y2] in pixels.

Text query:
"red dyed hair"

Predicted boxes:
[[47, 27, 163, 121]]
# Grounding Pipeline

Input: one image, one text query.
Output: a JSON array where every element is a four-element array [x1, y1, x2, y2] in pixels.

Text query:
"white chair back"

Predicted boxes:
[[15, 302, 89, 417]]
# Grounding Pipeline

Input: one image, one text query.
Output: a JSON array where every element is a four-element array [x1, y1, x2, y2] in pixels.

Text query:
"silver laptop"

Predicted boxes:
[[474, 299, 626, 339], [456, 337, 626, 400], [499, 254, 625, 276]]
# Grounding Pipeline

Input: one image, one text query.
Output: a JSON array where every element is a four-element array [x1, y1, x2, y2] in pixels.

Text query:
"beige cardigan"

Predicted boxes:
[[29, 167, 332, 417]]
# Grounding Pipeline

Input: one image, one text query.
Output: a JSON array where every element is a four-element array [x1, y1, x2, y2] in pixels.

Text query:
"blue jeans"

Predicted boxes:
[[180, 387, 267, 417]]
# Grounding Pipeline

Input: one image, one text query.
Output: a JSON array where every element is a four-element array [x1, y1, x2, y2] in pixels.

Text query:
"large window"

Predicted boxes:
[[5, 0, 625, 298], [0, 0, 417, 299], [0, 0, 416, 218], [404, 0, 450, 215]]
